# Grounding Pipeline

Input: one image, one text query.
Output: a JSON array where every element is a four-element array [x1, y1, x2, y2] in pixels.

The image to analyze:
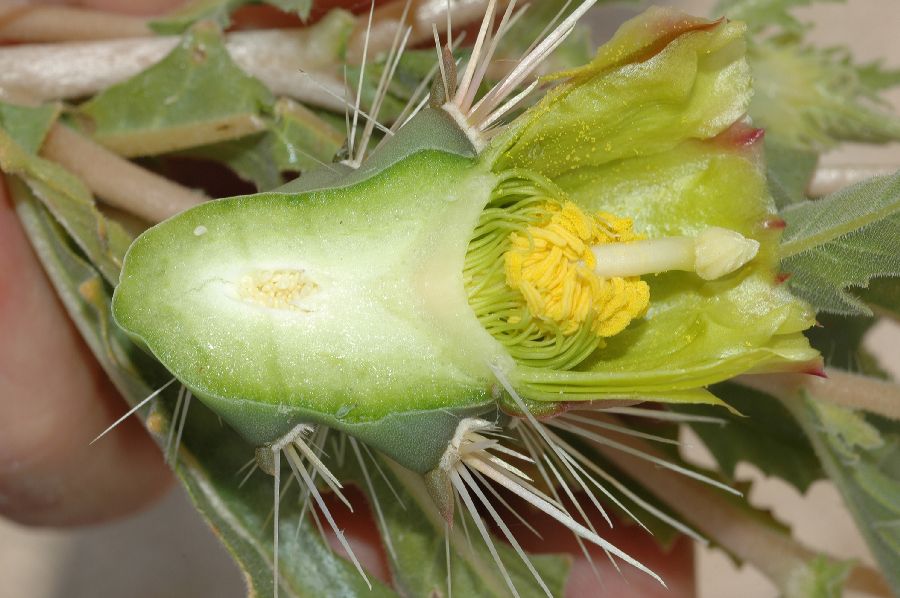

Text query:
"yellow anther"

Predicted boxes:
[[504, 202, 649, 338], [238, 269, 318, 311]]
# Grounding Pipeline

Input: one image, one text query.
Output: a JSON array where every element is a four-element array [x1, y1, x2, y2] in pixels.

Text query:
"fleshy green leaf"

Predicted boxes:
[[779, 171, 900, 315], [77, 21, 275, 158], [786, 397, 900, 594], [0, 102, 59, 154], [674, 383, 824, 492], [151, 0, 312, 35], [11, 182, 154, 400]]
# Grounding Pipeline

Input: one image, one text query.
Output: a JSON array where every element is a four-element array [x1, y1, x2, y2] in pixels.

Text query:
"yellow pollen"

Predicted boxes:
[[504, 202, 649, 337], [237, 269, 317, 311]]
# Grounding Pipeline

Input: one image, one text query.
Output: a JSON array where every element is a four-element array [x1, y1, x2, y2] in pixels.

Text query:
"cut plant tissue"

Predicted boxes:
[[0, 0, 898, 596]]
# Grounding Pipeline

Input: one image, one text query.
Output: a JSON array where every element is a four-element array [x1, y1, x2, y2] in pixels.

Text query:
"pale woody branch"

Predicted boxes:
[[738, 368, 900, 422], [0, 5, 150, 42], [41, 123, 206, 223], [808, 165, 898, 197], [0, 0, 495, 109], [0, 30, 347, 110]]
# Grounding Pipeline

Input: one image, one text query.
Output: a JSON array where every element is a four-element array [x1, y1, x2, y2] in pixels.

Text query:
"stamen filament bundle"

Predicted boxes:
[[465, 170, 613, 369]]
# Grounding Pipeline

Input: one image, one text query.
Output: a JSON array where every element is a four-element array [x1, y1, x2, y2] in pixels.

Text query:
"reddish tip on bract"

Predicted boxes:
[[764, 216, 787, 230], [803, 366, 828, 378], [714, 121, 765, 149]]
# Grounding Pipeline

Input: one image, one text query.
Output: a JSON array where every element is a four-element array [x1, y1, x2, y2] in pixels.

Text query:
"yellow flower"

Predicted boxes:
[[504, 201, 649, 337]]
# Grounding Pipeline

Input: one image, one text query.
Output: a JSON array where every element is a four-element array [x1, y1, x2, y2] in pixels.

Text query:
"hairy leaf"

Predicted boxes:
[[779, 171, 900, 315], [856, 277, 900, 320], [151, 0, 312, 34], [674, 383, 823, 492], [715, 0, 900, 151], [787, 397, 900, 594], [785, 555, 853, 598], [805, 313, 887, 375], [713, 0, 841, 35], [765, 139, 818, 208], [749, 42, 900, 151], [77, 21, 275, 157], [855, 59, 900, 92]]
